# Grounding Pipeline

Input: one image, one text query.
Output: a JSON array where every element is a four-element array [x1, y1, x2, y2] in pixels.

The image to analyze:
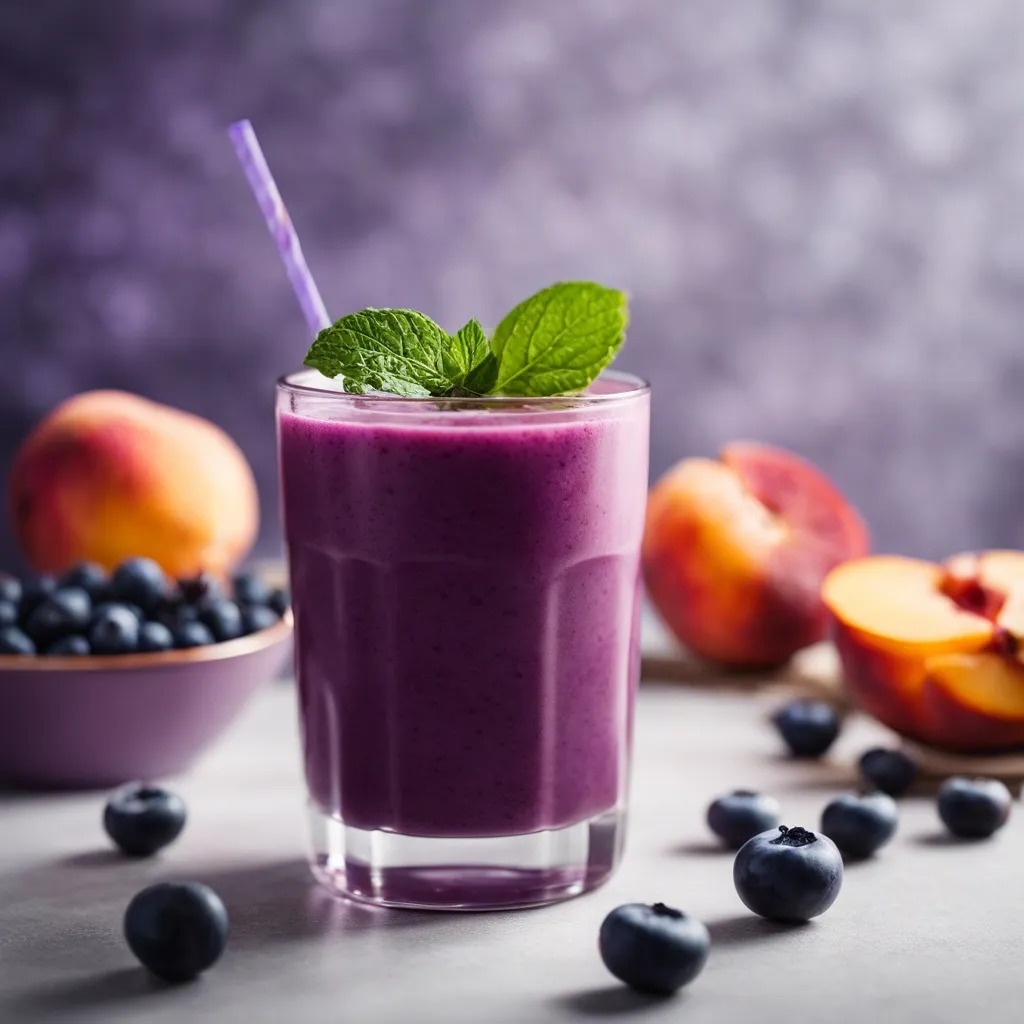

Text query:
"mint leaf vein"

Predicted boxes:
[[490, 282, 628, 397]]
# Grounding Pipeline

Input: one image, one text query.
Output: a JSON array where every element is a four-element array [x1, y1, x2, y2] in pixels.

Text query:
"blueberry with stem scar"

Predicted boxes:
[[734, 825, 843, 922]]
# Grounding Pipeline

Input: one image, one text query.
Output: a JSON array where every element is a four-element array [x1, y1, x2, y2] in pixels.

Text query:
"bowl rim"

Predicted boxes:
[[0, 612, 292, 674]]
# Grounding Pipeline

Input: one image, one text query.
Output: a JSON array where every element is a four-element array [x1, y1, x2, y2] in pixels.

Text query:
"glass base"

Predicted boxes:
[[308, 805, 626, 911]]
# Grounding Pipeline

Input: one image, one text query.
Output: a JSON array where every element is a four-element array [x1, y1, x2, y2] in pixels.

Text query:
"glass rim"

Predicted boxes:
[[276, 367, 650, 405]]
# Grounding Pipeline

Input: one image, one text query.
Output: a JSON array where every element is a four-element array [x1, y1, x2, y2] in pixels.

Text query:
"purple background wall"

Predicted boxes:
[[3, 0, 1024, 570]]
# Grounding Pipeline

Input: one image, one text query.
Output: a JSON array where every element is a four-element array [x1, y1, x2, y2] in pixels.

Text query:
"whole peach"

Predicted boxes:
[[9, 390, 258, 579], [642, 442, 868, 669]]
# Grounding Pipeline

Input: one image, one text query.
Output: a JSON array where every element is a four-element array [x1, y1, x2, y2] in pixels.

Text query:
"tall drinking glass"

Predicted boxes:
[[276, 369, 650, 910]]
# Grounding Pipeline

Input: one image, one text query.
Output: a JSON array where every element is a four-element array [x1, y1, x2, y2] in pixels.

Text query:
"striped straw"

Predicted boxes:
[[227, 119, 332, 335]]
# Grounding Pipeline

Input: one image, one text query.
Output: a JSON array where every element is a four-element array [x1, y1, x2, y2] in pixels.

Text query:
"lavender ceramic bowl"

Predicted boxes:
[[0, 614, 292, 790]]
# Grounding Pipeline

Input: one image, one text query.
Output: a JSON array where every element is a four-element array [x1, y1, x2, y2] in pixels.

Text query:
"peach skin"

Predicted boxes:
[[824, 552, 1024, 753], [642, 441, 868, 668], [9, 390, 258, 579]]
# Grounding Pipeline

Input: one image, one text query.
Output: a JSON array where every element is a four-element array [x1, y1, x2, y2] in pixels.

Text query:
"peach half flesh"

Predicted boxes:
[[823, 552, 1024, 752], [642, 441, 868, 668]]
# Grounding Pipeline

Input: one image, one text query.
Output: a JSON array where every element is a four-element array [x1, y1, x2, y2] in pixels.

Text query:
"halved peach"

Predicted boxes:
[[822, 556, 994, 657], [921, 653, 1024, 753], [831, 620, 931, 741], [642, 442, 868, 668], [823, 552, 1024, 752]]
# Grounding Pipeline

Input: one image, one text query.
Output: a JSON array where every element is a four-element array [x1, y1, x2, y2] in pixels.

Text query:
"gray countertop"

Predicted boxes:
[[3, 677, 1023, 1024]]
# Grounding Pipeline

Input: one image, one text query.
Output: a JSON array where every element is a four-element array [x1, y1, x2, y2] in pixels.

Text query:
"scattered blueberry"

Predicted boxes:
[[138, 621, 175, 653], [46, 635, 91, 656], [0, 573, 22, 606], [241, 604, 278, 635], [820, 792, 898, 860], [859, 747, 917, 798], [598, 903, 710, 996], [111, 558, 169, 614], [232, 572, 271, 607], [707, 790, 782, 849], [197, 598, 243, 642], [733, 825, 843, 922], [771, 700, 840, 758], [25, 587, 92, 647], [19, 575, 56, 620], [268, 587, 290, 617], [123, 881, 228, 983], [58, 561, 108, 599], [89, 604, 141, 655], [178, 573, 223, 604], [173, 621, 215, 649], [0, 627, 36, 655], [104, 782, 188, 856], [0, 601, 17, 628], [937, 777, 1012, 840]]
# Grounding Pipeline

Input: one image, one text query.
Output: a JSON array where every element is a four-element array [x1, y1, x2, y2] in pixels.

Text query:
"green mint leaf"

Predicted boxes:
[[490, 281, 628, 396], [304, 308, 452, 398], [463, 352, 499, 396], [447, 319, 499, 395]]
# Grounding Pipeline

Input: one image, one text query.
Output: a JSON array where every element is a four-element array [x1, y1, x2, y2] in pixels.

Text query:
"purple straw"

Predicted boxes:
[[227, 119, 331, 335]]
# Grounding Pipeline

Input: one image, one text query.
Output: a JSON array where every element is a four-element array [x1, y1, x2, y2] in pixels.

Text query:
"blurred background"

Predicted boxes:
[[3, 0, 1024, 570]]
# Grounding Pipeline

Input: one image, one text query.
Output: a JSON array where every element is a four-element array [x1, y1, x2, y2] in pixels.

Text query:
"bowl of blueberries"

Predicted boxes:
[[0, 557, 292, 789]]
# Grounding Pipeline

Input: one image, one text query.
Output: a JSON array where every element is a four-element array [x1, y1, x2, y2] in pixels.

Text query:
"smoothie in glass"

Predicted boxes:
[[277, 370, 649, 909]]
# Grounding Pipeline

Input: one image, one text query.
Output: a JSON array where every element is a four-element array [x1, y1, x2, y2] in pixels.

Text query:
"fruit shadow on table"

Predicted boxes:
[[3, 853, 485, 1019], [554, 917, 810, 1018], [550, 984, 682, 1018]]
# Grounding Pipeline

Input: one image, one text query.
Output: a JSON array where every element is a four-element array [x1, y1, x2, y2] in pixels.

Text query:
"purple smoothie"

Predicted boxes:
[[278, 375, 649, 839]]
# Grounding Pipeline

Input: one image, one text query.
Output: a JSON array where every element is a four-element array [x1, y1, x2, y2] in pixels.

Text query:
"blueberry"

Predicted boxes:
[[241, 604, 278, 635], [93, 600, 146, 623], [820, 792, 898, 860], [0, 601, 17, 628], [58, 561, 108, 599], [232, 572, 271, 606], [138, 621, 175, 653], [0, 627, 35, 655], [19, 575, 56, 621], [0, 573, 22, 607], [25, 587, 92, 647], [89, 604, 141, 655], [121, 603, 146, 622], [859, 747, 917, 797], [196, 597, 243, 642], [707, 790, 782, 849], [268, 587, 290, 617], [937, 777, 1012, 839], [733, 825, 843, 922], [772, 700, 840, 758], [173, 621, 215, 649], [104, 782, 188, 856], [598, 903, 710, 995], [111, 558, 169, 614], [177, 573, 224, 604], [157, 602, 199, 630], [46, 635, 91, 656], [123, 882, 228, 983]]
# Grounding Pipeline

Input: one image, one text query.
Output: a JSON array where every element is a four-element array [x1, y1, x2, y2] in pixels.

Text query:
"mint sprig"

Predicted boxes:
[[303, 281, 628, 398]]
